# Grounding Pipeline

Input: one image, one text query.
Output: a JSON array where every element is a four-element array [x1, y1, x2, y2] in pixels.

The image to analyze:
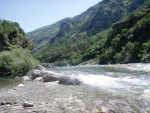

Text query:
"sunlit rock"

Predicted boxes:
[[22, 101, 34, 108], [58, 75, 83, 85], [42, 74, 58, 82], [22, 76, 31, 81], [34, 77, 43, 82]]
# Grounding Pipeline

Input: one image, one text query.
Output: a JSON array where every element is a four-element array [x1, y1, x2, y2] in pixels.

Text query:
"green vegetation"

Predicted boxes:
[[29, 0, 150, 65], [0, 19, 33, 51], [0, 47, 39, 77], [0, 19, 39, 77]]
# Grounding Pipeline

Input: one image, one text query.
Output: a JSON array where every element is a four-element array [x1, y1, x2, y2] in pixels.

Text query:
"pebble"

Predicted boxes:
[[22, 101, 34, 108], [18, 84, 24, 87]]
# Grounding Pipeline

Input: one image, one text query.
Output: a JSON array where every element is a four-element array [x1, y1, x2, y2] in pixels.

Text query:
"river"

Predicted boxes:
[[0, 63, 150, 113]]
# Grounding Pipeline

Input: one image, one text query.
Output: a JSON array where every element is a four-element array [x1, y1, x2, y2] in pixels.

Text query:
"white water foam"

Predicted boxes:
[[118, 76, 149, 86], [117, 63, 150, 72], [78, 74, 124, 89]]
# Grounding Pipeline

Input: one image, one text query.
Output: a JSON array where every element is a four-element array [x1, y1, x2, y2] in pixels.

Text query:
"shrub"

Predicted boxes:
[[141, 54, 150, 63], [0, 48, 39, 77]]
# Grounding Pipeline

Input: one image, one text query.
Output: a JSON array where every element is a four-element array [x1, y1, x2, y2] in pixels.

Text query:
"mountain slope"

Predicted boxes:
[[28, 0, 149, 65], [28, 0, 145, 51]]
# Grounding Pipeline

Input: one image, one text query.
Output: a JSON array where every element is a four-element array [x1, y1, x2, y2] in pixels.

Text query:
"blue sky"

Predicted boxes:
[[0, 0, 102, 32]]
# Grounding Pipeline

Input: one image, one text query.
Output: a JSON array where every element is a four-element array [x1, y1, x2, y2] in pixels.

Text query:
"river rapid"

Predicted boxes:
[[0, 63, 150, 113]]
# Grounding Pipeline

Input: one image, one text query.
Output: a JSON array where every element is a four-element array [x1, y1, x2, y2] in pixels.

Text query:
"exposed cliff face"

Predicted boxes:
[[81, 0, 145, 35]]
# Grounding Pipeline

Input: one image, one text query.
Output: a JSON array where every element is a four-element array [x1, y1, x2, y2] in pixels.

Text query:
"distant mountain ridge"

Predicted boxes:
[[28, 0, 145, 50], [27, 0, 149, 64]]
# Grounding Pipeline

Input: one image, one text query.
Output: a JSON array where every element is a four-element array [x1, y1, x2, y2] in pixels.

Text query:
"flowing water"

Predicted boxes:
[[49, 63, 150, 113], [0, 63, 150, 113]]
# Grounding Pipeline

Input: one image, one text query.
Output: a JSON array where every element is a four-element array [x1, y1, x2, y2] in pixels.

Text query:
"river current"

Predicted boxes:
[[0, 63, 150, 113], [49, 63, 150, 113]]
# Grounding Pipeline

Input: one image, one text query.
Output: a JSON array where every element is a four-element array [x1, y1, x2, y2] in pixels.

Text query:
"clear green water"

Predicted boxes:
[[0, 77, 21, 88]]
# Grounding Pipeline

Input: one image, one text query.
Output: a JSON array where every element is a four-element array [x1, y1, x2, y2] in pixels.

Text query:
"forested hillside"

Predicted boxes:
[[28, 0, 150, 65], [0, 20, 39, 77]]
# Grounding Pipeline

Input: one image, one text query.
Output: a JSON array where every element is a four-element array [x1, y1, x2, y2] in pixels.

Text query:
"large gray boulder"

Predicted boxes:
[[31, 69, 50, 80], [42, 74, 58, 82], [58, 75, 83, 85]]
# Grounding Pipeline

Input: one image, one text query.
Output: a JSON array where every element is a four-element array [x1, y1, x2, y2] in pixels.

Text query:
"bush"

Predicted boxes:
[[141, 54, 150, 63], [0, 48, 39, 77]]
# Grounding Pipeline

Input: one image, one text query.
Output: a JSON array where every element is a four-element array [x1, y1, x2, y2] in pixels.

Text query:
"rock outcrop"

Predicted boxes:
[[59, 75, 83, 85]]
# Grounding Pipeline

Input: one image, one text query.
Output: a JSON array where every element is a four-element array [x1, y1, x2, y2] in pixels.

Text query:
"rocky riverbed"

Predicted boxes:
[[0, 81, 114, 113], [1, 64, 150, 113]]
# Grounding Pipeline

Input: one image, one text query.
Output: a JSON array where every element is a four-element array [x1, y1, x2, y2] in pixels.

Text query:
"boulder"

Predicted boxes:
[[22, 76, 31, 81], [43, 74, 58, 82], [31, 69, 48, 80], [34, 77, 43, 82], [31, 69, 42, 80], [58, 75, 83, 85]]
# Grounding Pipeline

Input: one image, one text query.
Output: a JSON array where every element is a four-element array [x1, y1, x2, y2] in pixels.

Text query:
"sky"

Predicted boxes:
[[0, 0, 102, 32]]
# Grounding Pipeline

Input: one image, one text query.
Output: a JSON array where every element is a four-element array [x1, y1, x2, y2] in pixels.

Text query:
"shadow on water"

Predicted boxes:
[[0, 77, 22, 88]]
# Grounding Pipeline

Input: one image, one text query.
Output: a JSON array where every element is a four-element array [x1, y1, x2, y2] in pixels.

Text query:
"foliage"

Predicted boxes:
[[30, 0, 149, 65], [0, 19, 34, 51], [0, 47, 39, 77], [0, 19, 39, 77]]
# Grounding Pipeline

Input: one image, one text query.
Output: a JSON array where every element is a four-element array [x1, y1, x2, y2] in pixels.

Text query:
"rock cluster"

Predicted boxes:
[[1, 101, 17, 106], [22, 66, 83, 85]]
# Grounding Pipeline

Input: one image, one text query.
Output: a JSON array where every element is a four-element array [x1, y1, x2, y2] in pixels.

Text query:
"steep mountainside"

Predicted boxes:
[[28, 0, 149, 65], [28, 0, 145, 52]]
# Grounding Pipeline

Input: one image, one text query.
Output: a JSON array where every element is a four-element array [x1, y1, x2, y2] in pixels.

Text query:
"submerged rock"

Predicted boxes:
[[22, 101, 34, 108]]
